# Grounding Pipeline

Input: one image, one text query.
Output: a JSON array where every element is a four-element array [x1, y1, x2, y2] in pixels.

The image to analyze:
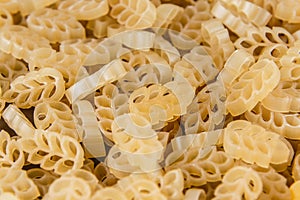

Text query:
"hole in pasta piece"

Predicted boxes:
[[271, 48, 281, 58], [50, 155, 61, 162], [149, 91, 159, 99], [37, 113, 46, 121], [241, 41, 252, 48], [64, 160, 74, 167], [139, 189, 151, 194], [37, 150, 48, 156], [112, 152, 121, 159], [0, 68, 9, 78], [253, 46, 265, 57], [12, 150, 20, 162], [278, 33, 289, 44], [281, 82, 292, 89], [1, 141, 7, 154], [265, 32, 276, 43], [252, 33, 264, 43], [132, 95, 145, 103], [291, 68, 300, 78]]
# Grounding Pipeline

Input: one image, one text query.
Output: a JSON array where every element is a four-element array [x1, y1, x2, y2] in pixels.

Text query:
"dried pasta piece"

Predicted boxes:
[[224, 120, 294, 170], [2, 104, 35, 138], [108, 0, 156, 29], [0, 130, 24, 169], [27, 168, 58, 196], [58, 0, 109, 20], [91, 187, 128, 200], [290, 181, 300, 200], [292, 153, 300, 181], [66, 59, 127, 103], [34, 101, 82, 141], [94, 162, 118, 186], [221, 0, 272, 26], [153, 4, 183, 31], [0, 192, 20, 200], [0, 0, 19, 14], [0, 167, 40, 199], [258, 43, 288, 64], [87, 15, 117, 38], [129, 84, 181, 125], [262, 81, 300, 113], [280, 42, 300, 81], [245, 103, 300, 140], [166, 147, 234, 188], [211, 1, 257, 37], [184, 188, 206, 200], [183, 82, 226, 133], [169, 1, 212, 46], [275, 0, 300, 23], [3, 68, 65, 109], [17, 0, 59, 16], [226, 59, 280, 116], [20, 129, 84, 175], [0, 25, 51, 63], [217, 49, 255, 88], [159, 169, 184, 200], [213, 166, 262, 200], [0, 8, 13, 28], [27, 8, 85, 43], [0, 52, 28, 93], [73, 100, 106, 158]]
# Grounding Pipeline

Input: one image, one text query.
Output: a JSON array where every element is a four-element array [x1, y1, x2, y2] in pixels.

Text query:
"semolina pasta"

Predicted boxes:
[[153, 4, 183, 31], [0, 8, 13, 28], [290, 180, 300, 200], [17, 0, 59, 16], [0, 0, 19, 14], [87, 15, 117, 38]]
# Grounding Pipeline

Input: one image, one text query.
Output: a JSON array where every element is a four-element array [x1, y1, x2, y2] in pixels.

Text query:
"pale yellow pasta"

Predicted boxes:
[[81, 158, 95, 172], [34, 101, 82, 141], [213, 166, 262, 200], [224, 120, 293, 170], [153, 4, 183, 31], [108, 0, 156, 30], [221, 0, 272, 26], [58, 0, 109, 20], [262, 81, 300, 113], [0, 167, 40, 200], [20, 129, 84, 175], [26, 8, 85, 43], [166, 147, 234, 188], [0, 130, 24, 169], [2, 104, 35, 138], [275, 0, 300, 23], [27, 168, 58, 196], [184, 188, 206, 200], [292, 154, 300, 181], [245, 103, 300, 140], [159, 169, 184, 200], [107, 23, 127, 37], [3, 68, 65, 109], [73, 100, 106, 158], [0, 52, 28, 93], [0, 0, 19, 14], [0, 8, 13, 28], [91, 187, 127, 200], [66, 59, 127, 103], [290, 181, 300, 200], [217, 49, 255, 88], [0, 25, 51, 63], [258, 43, 288, 64], [93, 162, 118, 186], [87, 15, 117, 38], [211, 1, 257, 37], [17, 0, 59, 16], [280, 41, 300, 81], [0, 192, 20, 200], [226, 59, 280, 116]]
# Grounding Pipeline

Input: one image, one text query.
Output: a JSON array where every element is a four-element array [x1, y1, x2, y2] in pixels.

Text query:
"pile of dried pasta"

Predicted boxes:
[[0, 0, 300, 199]]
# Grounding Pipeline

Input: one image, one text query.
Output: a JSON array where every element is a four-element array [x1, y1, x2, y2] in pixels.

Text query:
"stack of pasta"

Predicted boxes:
[[0, 0, 299, 199]]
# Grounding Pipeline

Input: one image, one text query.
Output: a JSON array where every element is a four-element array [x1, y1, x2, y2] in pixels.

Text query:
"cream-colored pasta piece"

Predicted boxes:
[[159, 169, 184, 200], [182, 46, 219, 83], [0, 192, 20, 200], [166, 147, 234, 188], [93, 162, 118, 186], [87, 15, 117, 38], [0, 25, 51, 62], [0, 0, 19, 14], [3, 68, 65, 109], [34, 101, 82, 141], [91, 187, 128, 200], [81, 158, 95, 172], [217, 49, 255, 88], [224, 120, 294, 170], [213, 166, 262, 200], [184, 188, 206, 200], [107, 24, 127, 37], [66, 59, 127, 103], [58, 0, 109, 20], [128, 84, 181, 125], [245, 103, 300, 140], [0, 52, 28, 93], [275, 0, 300, 23], [73, 100, 106, 158], [169, 1, 212, 47], [0, 8, 13, 28], [261, 81, 300, 113], [108, 0, 156, 29], [201, 19, 234, 63], [2, 104, 35, 138], [258, 43, 288, 64], [0, 167, 40, 199], [254, 167, 291, 200], [17, 0, 59, 16], [27, 8, 85, 43], [0, 130, 24, 169], [153, 4, 183, 31], [211, 1, 257, 37], [226, 59, 280, 116], [290, 181, 300, 200], [292, 154, 300, 181], [221, 0, 272, 26], [280, 42, 300, 81], [20, 129, 84, 175], [27, 168, 58, 196]]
